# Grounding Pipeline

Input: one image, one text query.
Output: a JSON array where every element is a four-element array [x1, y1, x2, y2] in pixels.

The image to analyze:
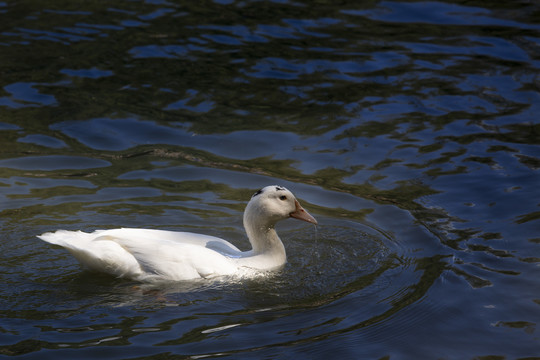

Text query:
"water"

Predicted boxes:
[[1, 0, 539, 358]]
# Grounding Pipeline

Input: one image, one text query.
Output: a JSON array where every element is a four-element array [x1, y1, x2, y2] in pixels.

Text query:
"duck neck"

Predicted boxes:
[[246, 222, 284, 254], [241, 213, 286, 269]]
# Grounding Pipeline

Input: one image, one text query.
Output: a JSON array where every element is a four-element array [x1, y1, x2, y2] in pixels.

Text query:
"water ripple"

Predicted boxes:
[[0, 0, 539, 358]]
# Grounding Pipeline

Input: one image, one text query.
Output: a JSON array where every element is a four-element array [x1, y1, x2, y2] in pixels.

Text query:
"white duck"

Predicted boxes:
[[38, 185, 317, 282]]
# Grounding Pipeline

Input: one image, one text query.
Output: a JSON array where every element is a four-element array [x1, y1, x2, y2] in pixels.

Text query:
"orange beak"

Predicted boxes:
[[289, 199, 318, 225]]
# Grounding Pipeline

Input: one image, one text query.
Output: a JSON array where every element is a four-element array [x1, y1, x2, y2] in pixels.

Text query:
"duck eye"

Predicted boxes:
[[279, 195, 287, 201]]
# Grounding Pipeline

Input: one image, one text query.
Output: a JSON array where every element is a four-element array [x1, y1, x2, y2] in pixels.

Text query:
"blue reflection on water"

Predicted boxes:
[[60, 68, 114, 78], [0, 0, 539, 359], [345, 1, 540, 29], [0, 82, 57, 108], [0, 156, 110, 170]]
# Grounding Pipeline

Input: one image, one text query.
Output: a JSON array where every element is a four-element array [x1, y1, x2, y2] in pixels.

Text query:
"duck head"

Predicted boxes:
[[245, 185, 317, 227]]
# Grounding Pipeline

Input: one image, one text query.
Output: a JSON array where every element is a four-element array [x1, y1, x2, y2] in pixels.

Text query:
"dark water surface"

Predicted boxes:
[[1, 0, 539, 359]]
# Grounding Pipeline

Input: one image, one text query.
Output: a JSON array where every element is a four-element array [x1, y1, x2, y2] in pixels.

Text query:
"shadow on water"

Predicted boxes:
[[0, 0, 539, 358]]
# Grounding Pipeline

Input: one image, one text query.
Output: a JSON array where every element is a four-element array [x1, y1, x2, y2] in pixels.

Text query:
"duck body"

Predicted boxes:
[[38, 186, 317, 282]]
